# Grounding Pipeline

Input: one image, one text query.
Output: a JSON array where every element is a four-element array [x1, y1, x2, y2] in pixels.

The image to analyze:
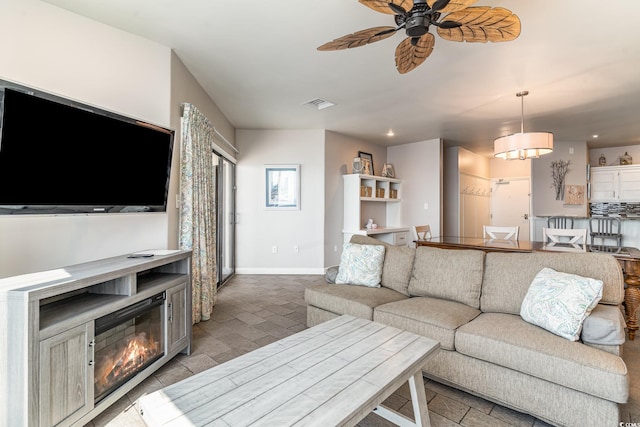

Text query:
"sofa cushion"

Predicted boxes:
[[335, 243, 385, 287], [520, 268, 603, 341], [304, 284, 407, 320], [350, 235, 415, 296], [481, 252, 624, 314], [455, 312, 628, 403], [408, 247, 485, 308], [581, 304, 627, 346], [373, 297, 481, 351]]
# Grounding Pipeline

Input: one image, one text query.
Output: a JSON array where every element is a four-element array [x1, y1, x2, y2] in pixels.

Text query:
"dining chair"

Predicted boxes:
[[547, 216, 574, 229], [589, 217, 623, 253], [411, 225, 432, 241], [542, 227, 587, 252], [483, 225, 519, 241]]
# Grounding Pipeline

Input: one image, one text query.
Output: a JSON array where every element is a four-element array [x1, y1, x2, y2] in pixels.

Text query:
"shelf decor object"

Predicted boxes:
[[494, 91, 554, 160], [358, 151, 374, 175], [551, 160, 571, 200], [352, 157, 363, 174]]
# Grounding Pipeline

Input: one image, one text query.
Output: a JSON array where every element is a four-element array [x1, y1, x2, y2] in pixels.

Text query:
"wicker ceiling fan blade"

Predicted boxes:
[[428, 0, 478, 13], [317, 26, 398, 51], [395, 33, 435, 74], [437, 7, 521, 42], [359, 0, 414, 15]]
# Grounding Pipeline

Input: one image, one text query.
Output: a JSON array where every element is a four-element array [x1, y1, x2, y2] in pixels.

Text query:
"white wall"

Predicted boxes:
[[388, 139, 442, 239], [531, 140, 588, 217], [235, 129, 325, 274], [0, 0, 173, 277], [324, 131, 385, 267]]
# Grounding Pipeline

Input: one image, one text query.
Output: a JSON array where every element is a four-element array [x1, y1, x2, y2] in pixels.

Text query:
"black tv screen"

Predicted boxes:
[[0, 80, 175, 214]]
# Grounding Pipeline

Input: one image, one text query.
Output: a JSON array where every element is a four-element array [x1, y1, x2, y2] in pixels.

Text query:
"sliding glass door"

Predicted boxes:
[[213, 152, 236, 287]]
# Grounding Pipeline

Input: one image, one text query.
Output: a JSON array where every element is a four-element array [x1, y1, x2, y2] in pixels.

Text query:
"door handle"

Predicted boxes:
[[523, 214, 529, 220]]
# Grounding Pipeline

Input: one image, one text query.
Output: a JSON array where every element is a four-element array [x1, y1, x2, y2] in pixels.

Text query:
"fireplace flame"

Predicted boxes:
[[95, 332, 161, 397]]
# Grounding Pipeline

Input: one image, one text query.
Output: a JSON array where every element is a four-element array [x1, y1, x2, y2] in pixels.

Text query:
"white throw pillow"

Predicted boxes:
[[335, 243, 385, 287], [520, 267, 603, 341]]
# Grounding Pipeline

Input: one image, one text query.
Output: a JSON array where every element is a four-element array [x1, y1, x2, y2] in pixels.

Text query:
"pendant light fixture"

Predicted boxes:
[[494, 91, 553, 160]]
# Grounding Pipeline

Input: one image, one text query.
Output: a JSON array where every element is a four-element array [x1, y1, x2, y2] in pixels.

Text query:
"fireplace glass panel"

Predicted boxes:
[[93, 293, 165, 402]]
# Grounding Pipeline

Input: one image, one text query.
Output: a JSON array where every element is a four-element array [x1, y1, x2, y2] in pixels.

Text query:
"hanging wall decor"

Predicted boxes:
[[551, 160, 571, 201], [564, 185, 585, 205]]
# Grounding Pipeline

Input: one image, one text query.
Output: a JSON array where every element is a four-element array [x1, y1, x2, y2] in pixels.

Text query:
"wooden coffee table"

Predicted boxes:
[[139, 315, 439, 426]]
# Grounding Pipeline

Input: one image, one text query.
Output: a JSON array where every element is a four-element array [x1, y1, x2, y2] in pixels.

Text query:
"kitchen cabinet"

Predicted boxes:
[[590, 165, 640, 202]]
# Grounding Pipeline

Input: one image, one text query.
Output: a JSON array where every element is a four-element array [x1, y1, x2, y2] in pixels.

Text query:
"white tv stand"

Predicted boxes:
[[0, 250, 192, 427]]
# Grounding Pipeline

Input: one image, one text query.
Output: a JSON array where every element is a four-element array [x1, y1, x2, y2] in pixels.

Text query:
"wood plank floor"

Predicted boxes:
[[86, 274, 640, 427]]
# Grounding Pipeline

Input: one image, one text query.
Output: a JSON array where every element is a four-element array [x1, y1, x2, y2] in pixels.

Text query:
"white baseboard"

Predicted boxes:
[[235, 267, 325, 275]]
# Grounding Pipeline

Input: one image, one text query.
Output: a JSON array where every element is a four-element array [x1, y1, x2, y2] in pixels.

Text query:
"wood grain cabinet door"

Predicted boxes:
[[39, 322, 94, 427], [166, 283, 188, 354]]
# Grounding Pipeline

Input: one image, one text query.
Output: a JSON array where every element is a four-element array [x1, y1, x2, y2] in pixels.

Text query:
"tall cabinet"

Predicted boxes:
[[343, 174, 409, 245]]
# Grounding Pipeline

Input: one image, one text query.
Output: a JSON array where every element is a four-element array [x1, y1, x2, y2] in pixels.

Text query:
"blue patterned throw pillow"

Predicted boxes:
[[335, 243, 385, 287], [520, 267, 603, 341]]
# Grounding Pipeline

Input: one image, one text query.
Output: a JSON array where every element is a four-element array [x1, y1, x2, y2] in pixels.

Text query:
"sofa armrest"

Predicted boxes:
[[581, 304, 626, 346]]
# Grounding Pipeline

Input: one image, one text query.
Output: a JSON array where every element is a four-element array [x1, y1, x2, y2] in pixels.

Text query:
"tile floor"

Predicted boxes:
[[86, 274, 640, 427]]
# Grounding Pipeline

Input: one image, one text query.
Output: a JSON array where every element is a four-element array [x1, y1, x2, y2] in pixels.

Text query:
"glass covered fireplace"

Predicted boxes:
[[93, 292, 165, 403]]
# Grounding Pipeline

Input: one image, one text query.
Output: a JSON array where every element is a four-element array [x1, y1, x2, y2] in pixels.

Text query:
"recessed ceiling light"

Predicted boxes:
[[387, 130, 395, 137], [592, 134, 599, 138]]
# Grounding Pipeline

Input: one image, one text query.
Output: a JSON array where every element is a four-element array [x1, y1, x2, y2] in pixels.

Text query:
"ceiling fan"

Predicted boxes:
[[318, 0, 521, 74]]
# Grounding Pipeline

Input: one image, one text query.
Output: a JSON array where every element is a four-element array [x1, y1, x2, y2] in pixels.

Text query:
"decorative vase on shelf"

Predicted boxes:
[[621, 152, 633, 165], [599, 154, 606, 166], [352, 157, 363, 174]]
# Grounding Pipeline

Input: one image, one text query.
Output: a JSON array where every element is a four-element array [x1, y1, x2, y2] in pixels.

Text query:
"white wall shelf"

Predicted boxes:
[[343, 174, 408, 245]]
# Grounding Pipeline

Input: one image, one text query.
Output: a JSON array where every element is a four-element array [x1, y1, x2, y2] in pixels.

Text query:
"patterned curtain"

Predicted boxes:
[[179, 103, 217, 324]]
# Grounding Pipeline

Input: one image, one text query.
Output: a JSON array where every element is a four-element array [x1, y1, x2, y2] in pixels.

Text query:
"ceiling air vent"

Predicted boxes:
[[303, 98, 335, 110]]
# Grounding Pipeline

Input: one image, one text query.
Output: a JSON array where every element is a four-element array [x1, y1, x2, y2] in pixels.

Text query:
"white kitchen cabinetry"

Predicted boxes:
[[343, 174, 409, 245], [590, 165, 640, 202]]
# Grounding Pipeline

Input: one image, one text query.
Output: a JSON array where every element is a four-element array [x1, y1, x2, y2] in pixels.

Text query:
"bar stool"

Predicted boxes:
[[589, 217, 623, 253], [547, 216, 574, 229]]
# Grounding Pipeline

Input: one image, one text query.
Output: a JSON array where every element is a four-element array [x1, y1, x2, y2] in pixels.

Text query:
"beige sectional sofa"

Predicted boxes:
[[305, 235, 629, 427]]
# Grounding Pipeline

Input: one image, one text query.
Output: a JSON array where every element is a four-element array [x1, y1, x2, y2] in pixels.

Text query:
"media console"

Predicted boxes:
[[0, 250, 192, 427]]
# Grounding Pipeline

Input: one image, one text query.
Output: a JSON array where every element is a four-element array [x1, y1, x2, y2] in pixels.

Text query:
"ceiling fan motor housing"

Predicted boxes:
[[406, 16, 429, 37]]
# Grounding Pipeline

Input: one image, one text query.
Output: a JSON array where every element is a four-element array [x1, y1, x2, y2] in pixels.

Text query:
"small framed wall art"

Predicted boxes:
[[358, 151, 374, 175], [265, 165, 300, 210]]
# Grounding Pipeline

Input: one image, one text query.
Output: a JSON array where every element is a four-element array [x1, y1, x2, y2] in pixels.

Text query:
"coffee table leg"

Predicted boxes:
[[408, 372, 431, 427], [372, 372, 431, 427]]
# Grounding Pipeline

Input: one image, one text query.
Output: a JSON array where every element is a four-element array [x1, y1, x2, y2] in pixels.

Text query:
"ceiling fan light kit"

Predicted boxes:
[[318, 0, 521, 74], [494, 91, 554, 161]]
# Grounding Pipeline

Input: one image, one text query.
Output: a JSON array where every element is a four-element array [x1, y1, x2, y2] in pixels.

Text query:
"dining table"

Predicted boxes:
[[415, 236, 640, 340]]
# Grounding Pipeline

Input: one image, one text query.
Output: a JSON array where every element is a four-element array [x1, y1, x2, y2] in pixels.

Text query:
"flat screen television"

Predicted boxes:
[[0, 79, 175, 215]]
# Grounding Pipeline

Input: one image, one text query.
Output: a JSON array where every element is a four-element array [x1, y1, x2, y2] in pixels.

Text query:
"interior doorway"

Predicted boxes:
[[490, 177, 531, 241], [213, 152, 236, 287]]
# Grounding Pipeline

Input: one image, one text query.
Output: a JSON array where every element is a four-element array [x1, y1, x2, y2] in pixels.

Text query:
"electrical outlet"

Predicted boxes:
[[271, 246, 278, 253]]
